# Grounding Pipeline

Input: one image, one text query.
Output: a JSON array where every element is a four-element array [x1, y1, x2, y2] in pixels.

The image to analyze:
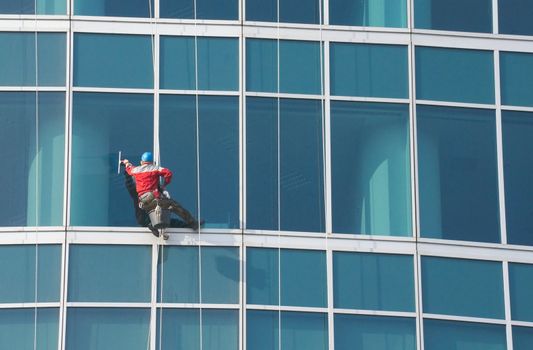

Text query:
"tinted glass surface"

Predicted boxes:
[[329, 0, 407, 27], [160, 0, 237, 19], [160, 36, 195, 90], [500, 52, 533, 107], [499, 0, 533, 36], [247, 310, 279, 350], [75, 0, 152, 17], [509, 263, 533, 322], [280, 0, 321, 24], [417, 105, 500, 243], [0, 308, 59, 350], [158, 246, 199, 303], [246, 0, 276, 21], [424, 319, 506, 350], [282, 312, 328, 350], [280, 40, 322, 94], [0, 0, 65, 14], [414, 0, 492, 33], [200, 247, 239, 304], [513, 326, 533, 350], [160, 0, 193, 18], [246, 248, 279, 305], [246, 39, 277, 93]]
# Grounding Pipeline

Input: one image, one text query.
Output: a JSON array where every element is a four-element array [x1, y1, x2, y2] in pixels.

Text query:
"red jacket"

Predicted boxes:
[[125, 163, 173, 197]]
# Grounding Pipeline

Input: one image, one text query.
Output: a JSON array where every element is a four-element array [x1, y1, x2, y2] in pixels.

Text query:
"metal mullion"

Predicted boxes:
[[416, 253, 425, 350], [60, 242, 70, 350], [149, 244, 159, 350], [329, 95, 410, 104], [65, 24, 74, 229], [493, 0, 499, 34], [0, 87, 66, 92], [245, 91, 324, 100], [246, 305, 328, 313], [239, 34, 245, 232], [326, 249, 334, 350], [242, 244, 247, 350], [502, 105, 533, 113], [512, 321, 533, 327], [503, 260, 514, 350], [66, 302, 152, 308], [323, 40, 332, 235], [71, 86, 154, 94], [0, 302, 61, 309], [156, 303, 240, 309], [159, 89, 240, 96], [415, 99, 496, 110], [422, 313, 507, 325], [333, 308, 417, 318]]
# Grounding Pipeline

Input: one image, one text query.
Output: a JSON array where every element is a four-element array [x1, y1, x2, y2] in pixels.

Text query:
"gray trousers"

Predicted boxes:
[[139, 192, 198, 228]]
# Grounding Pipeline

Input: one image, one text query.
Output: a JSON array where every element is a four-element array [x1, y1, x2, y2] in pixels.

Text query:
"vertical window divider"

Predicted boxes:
[[239, 3, 246, 348], [502, 260, 514, 350], [150, 243, 159, 350], [494, 50, 507, 246], [492, 0, 499, 34], [276, 2, 282, 350]]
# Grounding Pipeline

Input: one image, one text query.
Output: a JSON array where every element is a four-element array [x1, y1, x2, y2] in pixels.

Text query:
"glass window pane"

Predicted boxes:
[[424, 319, 506, 350], [246, 248, 279, 305], [513, 326, 533, 350], [330, 43, 408, 98], [246, 39, 277, 93], [333, 252, 414, 312], [331, 101, 411, 236], [159, 246, 199, 303], [247, 310, 279, 350], [417, 105, 500, 243], [201, 247, 239, 304], [502, 111, 533, 246], [66, 308, 150, 350], [500, 52, 533, 107], [160, 36, 196, 90], [74, 0, 152, 17], [0, 0, 65, 14], [414, 0, 492, 33], [198, 38, 238, 91], [282, 312, 328, 350], [203, 309, 239, 350], [160, 0, 193, 18], [197, 0, 238, 20], [37, 0, 66, 14], [0, 308, 59, 350], [498, 0, 533, 36], [422, 257, 504, 319], [0, 92, 65, 227], [68, 245, 152, 302], [335, 314, 416, 350], [70, 92, 153, 227], [74, 33, 153, 88], [509, 263, 533, 322], [415, 47, 494, 104], [280, 40, 322, 94], [280, 0, 321, 24], [329, 0, 407, 28], [246, 0, 276, 22]]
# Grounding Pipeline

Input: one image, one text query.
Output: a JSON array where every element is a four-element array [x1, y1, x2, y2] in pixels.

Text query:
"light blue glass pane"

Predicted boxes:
[[280, 40, 322, 94], [0, 0, 33, 13], [158, 246, 199, 303], [280, 0, 321, 24], [246, 0, 276, 22], [203, 309, 239, 350], [199, 96, 239, 228], [417, 105, 500, 243], [280, 99, 325, 232], [281, 249, 327, 307], [160, 36, 195, 90], [160, 0, 193, 18], [282, 312, 328, 350], [424, 319, 506, 350], [36, 0, 66, 14], [156, 309, 199, 350], [247, 310, 279, 350], [333, 252, 414, 312], [74, 0, 152, 17], [68, 245, 151, 302], [197, 0, 238, 20], [501, 52, 533, 107], [74, 33, 153, 88], [330, 43, 408, 98], [0, 308, 59, 350], [201, 247, 239, 304], [70, 93, 153, 227], [331, 101, 411, 236], [416, 47, 494, 104], [246, 39, 277, 93], [66, 308, 150, 350], [422, 257, 504, 319], [0, 33, 65, 86], [0, 245, 61, 303], [246, 248, 279, 305], [414, 0, 492, 33], [246, 97, 278, 230], [498, 0, 533, 36], [335, 314, 416, 350], [509, 263, 533, 322], [502, 111, 533, 246], [198, 37, 238, 91], [0, 92, 65, 227], [329, 0, 407, 27], [513, 326, 533, 350]]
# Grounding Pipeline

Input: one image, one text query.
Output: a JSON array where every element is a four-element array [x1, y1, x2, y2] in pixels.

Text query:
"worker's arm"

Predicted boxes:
[[159, 167, 173, 186], [122, 159, 134, 175]]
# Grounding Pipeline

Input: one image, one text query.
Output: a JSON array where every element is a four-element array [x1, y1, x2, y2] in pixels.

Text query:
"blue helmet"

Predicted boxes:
[[141, 151, 153, 163]]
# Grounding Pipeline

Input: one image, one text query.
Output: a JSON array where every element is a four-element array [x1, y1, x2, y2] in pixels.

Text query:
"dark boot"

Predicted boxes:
[[148, 224, 160, 237]]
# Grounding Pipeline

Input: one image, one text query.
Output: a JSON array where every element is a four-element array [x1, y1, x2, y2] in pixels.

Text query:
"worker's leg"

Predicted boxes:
[[160, 198, 199, 229]]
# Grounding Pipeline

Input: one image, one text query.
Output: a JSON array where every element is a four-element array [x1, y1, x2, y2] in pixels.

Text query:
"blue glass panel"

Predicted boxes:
[[246, 248, 279, 305], [0, 0, 34, 14], [0, 308, 59, 350], [158, 246, 199, 303], [0, 33, 66, 86], [498, 0, 533, 36], [247, 310, 279, 350], [330, 43, 408, 98], [74, 0, 152, 17], [280, 40, 322, 94], [160, 0, 193, 18], [203, 309, 239, 350], [0, 245, 60, 303], [424, 319, 506, 350], [331, 101, 411, 236], [329, 0, 407, 28], [509, 263, 533, 322], [246, 39, 277, 93], [70, 92, 153, 227], [335, 314, 416, 350], [201, 247, 239, 304], [513, 326, 533, 350], [197, 0, 237, 20], [156, 309, 199, 350], [246, 0, 276, 22], [281, 249, 327, 307], [74, 33, 153, 88], [417, 105, 500, 243], [414, 0, 492, 33], [68, 245, 151, 302], [280, 99, 325, 232], [416, 47, 494, 104], [422, 257, 504, 319], [500, 52, 533, 107], [282, 312, 328, 350], [333, 252, 414, 312], [502, 111, 533, 246], [280, 0, 321, 24], [36, 0, 66, 14], [66, 308, 150, 350], [0, 92, 65, 227], [160, 36, 195, 90], [198, 37, 238, 91]]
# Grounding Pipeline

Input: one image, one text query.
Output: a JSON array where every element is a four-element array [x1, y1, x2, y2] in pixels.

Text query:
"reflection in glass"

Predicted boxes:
[[0, 0, 65, 14], [329, 0, 407, 28], [499, 0, 533, 36], [500, 52, 533, 107], [246, 248, 278, 305], [74, 0, 153, 17], [513, 326, 533, 350], [246, 39, 277, 93], [414, 0, 492, 33], [246, 0, 321, 23], [160, 0, 237, 19], [0, 308, 59, 350], [247, 310, 279, 350], [509, 263, 533, 322], [424, 319, 506, 350]]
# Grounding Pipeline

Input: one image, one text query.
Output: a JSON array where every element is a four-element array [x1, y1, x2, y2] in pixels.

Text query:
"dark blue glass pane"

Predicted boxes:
[[509, 263, 533, 322], [335, 314, 416, 350], [0, 308, 59, 350], [74, 0, 152, 17], [499, 0, 533, 36], [160, 0, 194, 18], [246, 248, 279, 305], [247, 310, 279, 350], [280, 40, 322, 94], [502, 111, 533, 246], [246, 97, 278, 230], [424, 319, 506, 350], [414, 0, 492, 33], [246, 0, 276, 22], [198, 38, 238, 91], [329, 0, 407, 27], [158, 246, 199, 303], [197, 0, 238, 20], [160, 36, 196, 90], [416, 47, 494, 104], [417, 105, 500, 243], [281, 312, 328, 350], [71, 93, 153, 227], [0, 0, 33, 14], [201, 247, 239, 304], [246, 39, 277, 93], [203, 309, 239, 350], [513, 326, 533, 350], [37, 0, 66, 14], [422, 257, 504, 319], [500, 52, 533, 107], [280, 0, 321, 24]]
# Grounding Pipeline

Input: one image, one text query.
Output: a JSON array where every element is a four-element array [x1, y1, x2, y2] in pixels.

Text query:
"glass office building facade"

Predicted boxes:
[[1, 0, 533, 349]]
